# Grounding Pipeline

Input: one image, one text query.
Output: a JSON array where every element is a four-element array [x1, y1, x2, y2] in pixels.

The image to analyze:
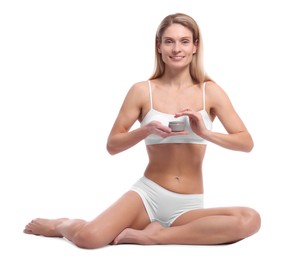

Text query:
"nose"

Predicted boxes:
[[172, 42, 181, 53]]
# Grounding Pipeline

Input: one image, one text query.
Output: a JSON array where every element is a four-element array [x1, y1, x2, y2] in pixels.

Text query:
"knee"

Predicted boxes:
[[238, 207, 261, 238], [72, 226, 106, 249]]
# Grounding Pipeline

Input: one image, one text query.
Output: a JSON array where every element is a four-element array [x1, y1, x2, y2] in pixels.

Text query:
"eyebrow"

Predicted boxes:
[[162, 36, 192, 40]]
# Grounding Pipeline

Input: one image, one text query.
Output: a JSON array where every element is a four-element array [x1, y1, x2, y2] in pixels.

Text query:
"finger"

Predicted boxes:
[[180, 107, 192, 112], [175, 111, 197, 119], [175, 111, 190, 117], [169, 131, 188, 135], [157, 125, 172, 134]]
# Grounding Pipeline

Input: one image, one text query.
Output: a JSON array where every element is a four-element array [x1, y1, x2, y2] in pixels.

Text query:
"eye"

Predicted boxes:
[[164, 39, 173, 44], [181, 39, 190, 45]]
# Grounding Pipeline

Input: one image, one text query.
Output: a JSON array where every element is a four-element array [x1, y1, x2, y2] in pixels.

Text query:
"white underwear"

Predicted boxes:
[[131, 176, 204, 227]]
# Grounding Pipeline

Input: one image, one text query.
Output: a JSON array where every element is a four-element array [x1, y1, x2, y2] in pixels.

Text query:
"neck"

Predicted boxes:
[[160, 70, 194, 88]]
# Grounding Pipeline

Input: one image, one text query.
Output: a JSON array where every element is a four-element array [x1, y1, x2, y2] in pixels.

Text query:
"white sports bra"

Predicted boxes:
[[140, 80, 213, 145]]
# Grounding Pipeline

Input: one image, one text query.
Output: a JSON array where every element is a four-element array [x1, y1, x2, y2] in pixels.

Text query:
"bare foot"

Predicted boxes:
[[23, 218, 69, 237], [112, 221, 164, 245]]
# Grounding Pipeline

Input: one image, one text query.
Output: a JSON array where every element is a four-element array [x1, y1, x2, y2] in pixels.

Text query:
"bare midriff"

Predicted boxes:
[[144, 143, 206, 194]]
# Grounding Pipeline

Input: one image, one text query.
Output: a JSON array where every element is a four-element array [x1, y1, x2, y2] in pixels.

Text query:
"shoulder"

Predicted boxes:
[[205, 80, 224, 93], [205, 80, 230, 102], [129, 80, 148, 91], [121, 80, 149, 107], [205, 80, 234, 114], [125, 80, 149, 99]]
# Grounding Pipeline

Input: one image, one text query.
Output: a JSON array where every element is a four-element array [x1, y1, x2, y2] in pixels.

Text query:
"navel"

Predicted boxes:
[[174, 176, 180, 182]]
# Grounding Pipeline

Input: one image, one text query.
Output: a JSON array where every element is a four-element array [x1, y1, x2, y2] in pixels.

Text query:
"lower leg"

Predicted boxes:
[[114, 218, 237, 245], [114, 213, 259, 245]]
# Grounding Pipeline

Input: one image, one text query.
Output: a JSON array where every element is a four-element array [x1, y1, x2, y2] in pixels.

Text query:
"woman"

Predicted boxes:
[[24, 13, 261, 249]]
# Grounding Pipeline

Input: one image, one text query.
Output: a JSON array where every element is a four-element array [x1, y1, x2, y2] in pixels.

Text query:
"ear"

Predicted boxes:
[[157, 39, 162, 53], [193, 39, 198, 54]]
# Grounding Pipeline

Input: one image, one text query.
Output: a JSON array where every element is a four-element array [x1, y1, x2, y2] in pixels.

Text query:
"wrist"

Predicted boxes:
[[201, 129, 213, 141], [141, 124, 151, 137]]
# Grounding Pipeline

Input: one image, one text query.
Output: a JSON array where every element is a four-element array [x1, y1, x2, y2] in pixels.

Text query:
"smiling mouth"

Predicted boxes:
[[170, 56, 184, 60]]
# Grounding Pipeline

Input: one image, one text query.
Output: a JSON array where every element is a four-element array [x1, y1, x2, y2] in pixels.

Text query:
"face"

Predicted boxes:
[[157, 23, 197, 68]]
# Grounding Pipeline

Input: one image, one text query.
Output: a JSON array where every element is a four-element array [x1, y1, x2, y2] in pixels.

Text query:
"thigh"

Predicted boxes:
[[171, 206, 247, 226], [84, 191, 150, 242]]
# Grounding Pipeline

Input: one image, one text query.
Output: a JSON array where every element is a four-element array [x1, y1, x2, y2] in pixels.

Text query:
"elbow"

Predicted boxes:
[[106, 135, 118, 155], [243, 143, 253, 153], [243, 135, 254, 153], [106, 143, 118, 155], [247, 140, 254, 153], [106, 138, 123, 155]]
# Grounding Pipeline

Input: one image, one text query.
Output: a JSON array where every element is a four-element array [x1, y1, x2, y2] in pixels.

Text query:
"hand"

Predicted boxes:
[[146, 121, 188, 138], [175, 108, 207, 137]]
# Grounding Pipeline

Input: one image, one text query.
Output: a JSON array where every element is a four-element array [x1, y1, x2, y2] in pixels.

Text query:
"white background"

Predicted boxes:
[[1, 0, 282, 259]]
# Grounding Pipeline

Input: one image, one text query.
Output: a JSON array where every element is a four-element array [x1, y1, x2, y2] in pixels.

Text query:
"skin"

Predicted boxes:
[[24, 23, 261, 249]]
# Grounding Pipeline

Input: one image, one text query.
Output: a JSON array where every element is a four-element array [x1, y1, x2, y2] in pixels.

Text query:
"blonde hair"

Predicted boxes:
[[150, 13, 211, 84]]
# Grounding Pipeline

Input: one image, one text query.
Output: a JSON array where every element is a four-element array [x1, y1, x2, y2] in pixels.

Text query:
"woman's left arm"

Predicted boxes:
[[203, 82, 254, 152]]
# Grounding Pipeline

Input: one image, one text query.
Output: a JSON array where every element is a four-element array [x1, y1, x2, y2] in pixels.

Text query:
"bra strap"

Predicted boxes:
[[202, 82, 206, 111], [148, 80, 153, 109]]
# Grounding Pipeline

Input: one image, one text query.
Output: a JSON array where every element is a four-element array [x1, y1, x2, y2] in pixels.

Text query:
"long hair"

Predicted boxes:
[[149, 13, 211, 84]]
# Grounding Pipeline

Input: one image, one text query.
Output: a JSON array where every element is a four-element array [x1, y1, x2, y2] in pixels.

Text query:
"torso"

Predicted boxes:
[[144, 143, 206, 194], [139, 79, 213, 194]]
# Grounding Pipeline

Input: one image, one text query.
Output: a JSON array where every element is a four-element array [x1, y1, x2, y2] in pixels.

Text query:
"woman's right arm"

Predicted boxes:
[[106, 82, 150, 155], [107, 81, 176, 155]]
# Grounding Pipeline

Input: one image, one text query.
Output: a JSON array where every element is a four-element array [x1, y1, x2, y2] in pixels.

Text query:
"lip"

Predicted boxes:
[[170, 56, 184, 61]]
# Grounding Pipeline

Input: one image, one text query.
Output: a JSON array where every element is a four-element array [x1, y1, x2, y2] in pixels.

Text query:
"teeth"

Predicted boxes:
[[171, 56, 183, 60]]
